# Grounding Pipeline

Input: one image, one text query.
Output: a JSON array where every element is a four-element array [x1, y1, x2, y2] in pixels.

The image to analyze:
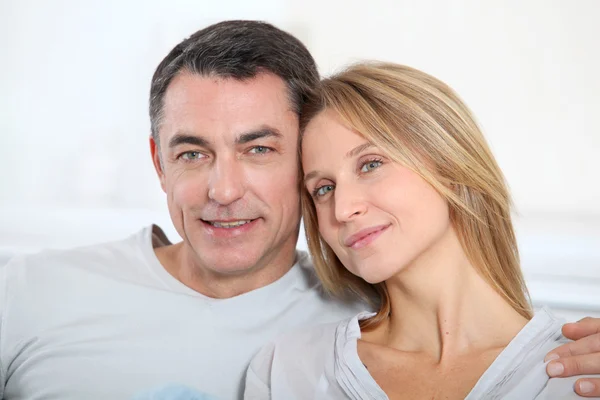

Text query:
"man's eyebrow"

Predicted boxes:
[[346, 143, 374, 159], [168, 133, 210, 149], [236, 127, 283, 145]]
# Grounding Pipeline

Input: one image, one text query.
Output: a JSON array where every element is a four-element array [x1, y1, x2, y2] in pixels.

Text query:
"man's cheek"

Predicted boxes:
[[279, 163, 303, 191], [170, 175, 207, 208]]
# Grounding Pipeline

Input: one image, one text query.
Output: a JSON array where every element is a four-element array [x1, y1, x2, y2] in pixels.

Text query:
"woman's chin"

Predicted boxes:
[[353, 264, 397, 285]]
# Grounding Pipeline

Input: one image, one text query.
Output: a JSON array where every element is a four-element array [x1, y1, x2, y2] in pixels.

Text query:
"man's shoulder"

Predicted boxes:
[[2, 226, 152, 283], [249, 318, 345, 378], [270, 311, 366, 360], [248, 312, 364, 396], [275, 318, 342, 347], [0, 226, 157, 340], [487, 308, 573, 399]]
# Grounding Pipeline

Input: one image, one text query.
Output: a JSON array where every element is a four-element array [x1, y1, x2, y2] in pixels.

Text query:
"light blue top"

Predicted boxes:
[[0, 226, 365, 400], [132, 384, 218, 400], [246, 307, 598, 399]]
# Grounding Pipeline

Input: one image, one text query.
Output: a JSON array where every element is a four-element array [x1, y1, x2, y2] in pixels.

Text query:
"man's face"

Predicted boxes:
[[151, 72, 301, 275]]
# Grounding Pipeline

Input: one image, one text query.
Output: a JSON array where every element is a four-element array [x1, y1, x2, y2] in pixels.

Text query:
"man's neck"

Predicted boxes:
[[155, 241, 297, 299]]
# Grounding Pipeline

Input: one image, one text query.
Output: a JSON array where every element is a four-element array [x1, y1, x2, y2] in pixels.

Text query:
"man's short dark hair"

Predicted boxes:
[[149, 20, 320, 141]]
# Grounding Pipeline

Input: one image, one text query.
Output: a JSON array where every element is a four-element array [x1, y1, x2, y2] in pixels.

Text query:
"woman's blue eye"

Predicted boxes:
[[361, 160, 382, 173], [315, 185, 334, 197]]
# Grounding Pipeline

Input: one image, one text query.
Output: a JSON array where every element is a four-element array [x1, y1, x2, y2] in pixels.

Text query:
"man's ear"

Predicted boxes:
[[150, 135, 167, 193]]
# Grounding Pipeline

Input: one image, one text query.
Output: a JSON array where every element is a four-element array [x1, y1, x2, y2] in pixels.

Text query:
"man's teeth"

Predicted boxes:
[[209, 220, 252, 228]]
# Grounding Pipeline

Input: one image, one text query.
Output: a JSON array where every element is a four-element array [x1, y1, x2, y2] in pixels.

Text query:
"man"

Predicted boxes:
[[0, 20, 599, 400]]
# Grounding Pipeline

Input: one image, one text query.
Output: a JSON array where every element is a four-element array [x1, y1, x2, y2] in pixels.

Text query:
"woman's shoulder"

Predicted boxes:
[[487, 307, 597, 399]]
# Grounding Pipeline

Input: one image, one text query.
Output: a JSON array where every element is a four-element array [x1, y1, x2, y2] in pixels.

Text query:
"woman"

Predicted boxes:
[[244, 62, 596, 399]]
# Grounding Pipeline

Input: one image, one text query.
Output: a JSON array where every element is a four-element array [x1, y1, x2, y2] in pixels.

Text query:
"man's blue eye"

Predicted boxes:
[[182, 151, 202, 160], [250, 146, 271, 154]]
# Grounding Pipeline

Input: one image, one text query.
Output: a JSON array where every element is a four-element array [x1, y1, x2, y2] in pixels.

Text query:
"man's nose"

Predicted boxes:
[[207, 157, 245, 206]]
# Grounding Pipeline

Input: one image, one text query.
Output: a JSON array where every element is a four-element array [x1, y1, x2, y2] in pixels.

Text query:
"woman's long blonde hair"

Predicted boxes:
[[300, 62, 532, 329]]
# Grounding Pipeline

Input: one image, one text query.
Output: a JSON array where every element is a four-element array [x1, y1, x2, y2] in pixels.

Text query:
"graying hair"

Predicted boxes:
[[149, 20, 320, 142]]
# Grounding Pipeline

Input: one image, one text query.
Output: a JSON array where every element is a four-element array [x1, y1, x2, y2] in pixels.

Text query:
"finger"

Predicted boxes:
[[546, 353, 600, 378], [575, 379, 600, 397], [545, 333, 600, 361], [563, 318, 600, 341]]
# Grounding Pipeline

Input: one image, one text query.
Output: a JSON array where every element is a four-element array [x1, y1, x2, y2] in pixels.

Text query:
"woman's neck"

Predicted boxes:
[[363, 227, 529, 363]]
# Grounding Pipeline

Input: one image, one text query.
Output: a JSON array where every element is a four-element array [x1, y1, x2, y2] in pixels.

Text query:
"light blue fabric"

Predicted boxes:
[[246, 307, 597, 399], [0, 226, 365, 400], [132, 384, 219, 400]]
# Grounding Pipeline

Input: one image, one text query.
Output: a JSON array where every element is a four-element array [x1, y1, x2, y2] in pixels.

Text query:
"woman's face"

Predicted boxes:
[[302, 110, 453, 284]]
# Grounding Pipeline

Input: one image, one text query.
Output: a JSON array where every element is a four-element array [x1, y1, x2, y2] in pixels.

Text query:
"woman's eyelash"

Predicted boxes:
[[311, 184, 334, 198], [360, 157, 383, 172]]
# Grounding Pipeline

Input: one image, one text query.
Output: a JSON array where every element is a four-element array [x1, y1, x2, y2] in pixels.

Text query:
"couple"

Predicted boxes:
[[1, 20, 599, 400]]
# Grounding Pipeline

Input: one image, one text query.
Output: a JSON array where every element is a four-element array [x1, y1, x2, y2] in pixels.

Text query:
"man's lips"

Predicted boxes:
[[344, 224, 390, 249], [201, 219, 257, 228], [199, 218, 261, 239]]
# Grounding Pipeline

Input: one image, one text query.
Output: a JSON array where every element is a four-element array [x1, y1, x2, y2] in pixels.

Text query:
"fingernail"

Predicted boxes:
[[547, 361, 564, 377], [545, 353, 560, 362], [579, 381, 595, 394]]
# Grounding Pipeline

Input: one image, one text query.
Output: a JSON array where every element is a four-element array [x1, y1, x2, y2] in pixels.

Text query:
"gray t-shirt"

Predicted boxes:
[[246, 307, 597, 399], [0, 225, 364, 400]]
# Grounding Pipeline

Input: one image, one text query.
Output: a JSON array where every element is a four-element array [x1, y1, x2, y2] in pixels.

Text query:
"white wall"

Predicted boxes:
[[0, 0, 291, 210], [1, 0, 599, 318], [291, 0, 600, 215]]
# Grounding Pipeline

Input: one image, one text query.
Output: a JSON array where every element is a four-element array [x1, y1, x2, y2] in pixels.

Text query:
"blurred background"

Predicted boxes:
[[1, 0, 598, 319]]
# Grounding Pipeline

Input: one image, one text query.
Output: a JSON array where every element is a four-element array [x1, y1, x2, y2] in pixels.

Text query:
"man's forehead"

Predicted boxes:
[[164, 71, 294, 111], [159, 71, 300, 143]]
